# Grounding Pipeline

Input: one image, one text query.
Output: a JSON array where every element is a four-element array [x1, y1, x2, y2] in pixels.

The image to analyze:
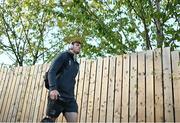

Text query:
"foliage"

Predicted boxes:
[[58, 0, 179, 51], [0, 0, 64, 66]]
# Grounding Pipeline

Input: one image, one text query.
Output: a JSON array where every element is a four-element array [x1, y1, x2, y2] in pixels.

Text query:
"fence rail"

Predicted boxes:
[[0, 47, 179, 122]]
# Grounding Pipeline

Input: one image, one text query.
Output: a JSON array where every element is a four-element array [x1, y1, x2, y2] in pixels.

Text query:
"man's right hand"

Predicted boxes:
[[49, 90, 60, 100]]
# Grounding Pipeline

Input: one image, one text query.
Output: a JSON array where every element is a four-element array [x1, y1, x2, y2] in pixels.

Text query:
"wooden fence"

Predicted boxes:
[[0, 47, 179, 122]]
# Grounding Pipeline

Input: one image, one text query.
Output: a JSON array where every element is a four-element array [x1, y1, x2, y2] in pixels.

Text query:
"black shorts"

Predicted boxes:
[[46, 96, 78, 118]]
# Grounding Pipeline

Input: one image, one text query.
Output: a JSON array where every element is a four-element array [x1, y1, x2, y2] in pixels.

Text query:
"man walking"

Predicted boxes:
[[41, 37, 82, 122]]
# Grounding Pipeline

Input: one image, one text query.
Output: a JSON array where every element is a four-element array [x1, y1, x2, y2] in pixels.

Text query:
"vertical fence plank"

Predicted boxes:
[[0, 66, 8, 104], [32, 64, 48, 122], [7, 67, 23, 122], [8, 67, 23, 122], [10, 67, 29, 122], [0, 64, 4, 90], [0, 64, 3, 86], [15, 66, 31, 122], [86, 60, 97, 122], [37, 64, 49, 122], [106, 56, 116, 122], [171, 51, 180, 122], [114, 55, 123, 122], [92, 57, 103, 122], [20, 65, 35, 121], [137, 52, 145, 122], [121, 54, 130, 122], [23, 65, 39, 121], [129, 53, 137, 122], [0, 67, 9, 121], [163, 47, 174, 122], [80, 60, 91, 122], [2, 67, 19, 121], [28, 65, 43, 122], [99, 57, 109, 122], [42, 71, 52, 122], [0, 65, 6, 97], [75, 59, 81, 100], [76, 58, 86, 122], [146, 50, 154, 122], [43, 90, 49, 121], [154, 48, 164, 122]]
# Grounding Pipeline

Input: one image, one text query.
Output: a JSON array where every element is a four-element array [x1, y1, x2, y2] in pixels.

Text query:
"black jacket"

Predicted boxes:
[[48, 51, 79, 99]]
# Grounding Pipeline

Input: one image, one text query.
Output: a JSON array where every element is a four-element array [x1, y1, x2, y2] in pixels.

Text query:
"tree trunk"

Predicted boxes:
[[154, 0, 164, 48], [142, 18, 151, 50]]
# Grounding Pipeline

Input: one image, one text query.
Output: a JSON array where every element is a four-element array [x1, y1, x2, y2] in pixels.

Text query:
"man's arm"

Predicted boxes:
[[48, 52, 67, 91]]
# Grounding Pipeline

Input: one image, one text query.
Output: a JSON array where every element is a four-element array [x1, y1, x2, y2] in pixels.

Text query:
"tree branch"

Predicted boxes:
[[1, 11, 21, 64]]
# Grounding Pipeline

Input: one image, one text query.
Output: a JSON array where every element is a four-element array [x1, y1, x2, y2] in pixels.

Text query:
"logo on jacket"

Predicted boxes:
[[69, 60, 72, 66]]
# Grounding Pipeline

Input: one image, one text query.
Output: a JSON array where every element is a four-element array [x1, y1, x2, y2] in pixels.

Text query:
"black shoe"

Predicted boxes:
[[41, 117, 54, 122]]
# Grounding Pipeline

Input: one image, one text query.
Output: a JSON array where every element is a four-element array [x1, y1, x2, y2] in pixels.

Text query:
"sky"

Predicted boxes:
[[0, 53, 14, 65]]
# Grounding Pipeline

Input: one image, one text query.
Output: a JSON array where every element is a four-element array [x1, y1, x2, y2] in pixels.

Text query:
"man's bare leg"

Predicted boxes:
[[64, 112, 78, 122]]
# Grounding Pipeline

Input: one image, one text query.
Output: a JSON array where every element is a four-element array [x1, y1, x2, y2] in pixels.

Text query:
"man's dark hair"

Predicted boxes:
[[71, 40, 81, 44]]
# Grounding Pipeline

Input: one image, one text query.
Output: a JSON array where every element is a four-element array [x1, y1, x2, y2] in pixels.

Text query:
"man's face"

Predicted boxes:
[[72, 42, 81, 54]]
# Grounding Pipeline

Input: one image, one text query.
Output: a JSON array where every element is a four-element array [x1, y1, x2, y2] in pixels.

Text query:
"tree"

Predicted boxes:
[[0, 0, 179, 66], [123, 0, 179, 49], [0, 0, 65, 66], [57, 0, 179, 51]]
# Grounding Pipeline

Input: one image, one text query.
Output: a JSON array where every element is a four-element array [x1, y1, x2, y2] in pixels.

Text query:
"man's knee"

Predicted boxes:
[[64, 112, 78, 122]]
